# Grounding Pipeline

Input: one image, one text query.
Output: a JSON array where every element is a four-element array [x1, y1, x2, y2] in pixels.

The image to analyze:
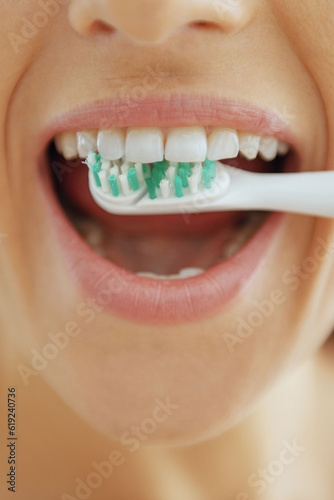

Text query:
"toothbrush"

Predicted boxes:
[[85, 152, 334, 217]]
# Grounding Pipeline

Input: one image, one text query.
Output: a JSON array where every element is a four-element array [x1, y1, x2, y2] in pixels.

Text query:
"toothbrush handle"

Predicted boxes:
[[213, 170, 334, 218]]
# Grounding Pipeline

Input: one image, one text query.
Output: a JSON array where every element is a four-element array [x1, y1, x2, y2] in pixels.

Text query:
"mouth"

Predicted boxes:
[[39, 96, 298, 323]]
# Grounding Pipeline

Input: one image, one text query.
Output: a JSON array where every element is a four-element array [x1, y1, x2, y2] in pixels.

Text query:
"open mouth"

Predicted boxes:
[[38, 97, 297, 322], [49, 126, 290, 278]]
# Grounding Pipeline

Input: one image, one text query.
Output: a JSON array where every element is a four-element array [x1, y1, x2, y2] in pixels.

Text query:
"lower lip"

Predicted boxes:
[[39, 158, 285, 324]]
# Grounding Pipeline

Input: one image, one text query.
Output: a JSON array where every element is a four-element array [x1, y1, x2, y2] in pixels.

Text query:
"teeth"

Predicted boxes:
[[238, 132, 260, 160], [67, 204, 267, 279], [165, 127, 207, 162], [55, 132, 78, 160], [258, 137, 278, 162], [69, 215, 107, 258], [136, 267, 205, 280], [97, 129, 125, 160], [277, 141, 290, 156], [221, 212, 266, 260], [55, 127, 290, 164], [207, 128, 239, 161], [125, 128, 164, 163], [77, 131, 98, 159]]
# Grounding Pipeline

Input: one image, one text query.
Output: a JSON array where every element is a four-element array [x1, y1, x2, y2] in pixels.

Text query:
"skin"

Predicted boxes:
[[1, 0, 334, 498]]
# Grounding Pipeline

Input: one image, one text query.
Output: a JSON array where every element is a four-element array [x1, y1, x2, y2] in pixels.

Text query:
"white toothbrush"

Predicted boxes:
[[86, 155, 334, 217]]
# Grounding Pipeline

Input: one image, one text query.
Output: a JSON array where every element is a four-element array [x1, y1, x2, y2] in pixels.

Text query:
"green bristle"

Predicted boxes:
[[108, 174, 119, 196], [86, 151, 101, 168], [152, 167, 164, 188], [92, 165, 102, 187], [174, 175, 183, 197], [93, 159, 101, 172], [145, 177, 157, 199], [205, 158, 216, 178], [202, 166, 212, 188], [178, 167, 189, 188], [142, 164, 148, 174], [127, 169, 139, 191], [154, 160, 168, 171], [180, 162, 191, 171]]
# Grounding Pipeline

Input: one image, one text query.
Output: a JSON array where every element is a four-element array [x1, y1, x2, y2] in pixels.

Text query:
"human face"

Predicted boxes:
[[1, 0, 334, 445]]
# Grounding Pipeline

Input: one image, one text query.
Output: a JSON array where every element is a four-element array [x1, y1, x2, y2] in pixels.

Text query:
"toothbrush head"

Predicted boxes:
[[85, 152, 231, 215]]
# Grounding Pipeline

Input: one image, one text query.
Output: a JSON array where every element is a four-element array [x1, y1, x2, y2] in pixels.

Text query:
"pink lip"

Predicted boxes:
[[37, 94, 294, 324]]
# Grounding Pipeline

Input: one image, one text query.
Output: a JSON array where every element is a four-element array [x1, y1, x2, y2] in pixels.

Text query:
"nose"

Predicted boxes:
[[68, 0, 256, 44]]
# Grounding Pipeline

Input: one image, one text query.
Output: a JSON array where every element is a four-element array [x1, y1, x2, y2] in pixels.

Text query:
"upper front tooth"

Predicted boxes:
[[97, 129, 125, 160], [258, 136, 278, 161], [77, 131, 98, 159], [238, 132, 260, 160], [207, 128, 239, 161], [125, 128, 164, 163], [165, 127, 207, 163], [55, 132, 78, 160]]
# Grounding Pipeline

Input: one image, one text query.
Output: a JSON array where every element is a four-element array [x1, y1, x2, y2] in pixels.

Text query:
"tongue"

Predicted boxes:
[[54, 154, 270, 274]]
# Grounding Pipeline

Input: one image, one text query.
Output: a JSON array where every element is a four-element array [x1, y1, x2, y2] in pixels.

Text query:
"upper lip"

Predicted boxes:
[[37, 93, 299, 161]]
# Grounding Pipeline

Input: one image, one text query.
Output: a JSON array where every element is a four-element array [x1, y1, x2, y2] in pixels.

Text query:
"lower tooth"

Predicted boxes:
[[136, 268, 205, 280], [221, 212, 267, 260], [71, 216, 107, 257], [67, 199, 266, 274]]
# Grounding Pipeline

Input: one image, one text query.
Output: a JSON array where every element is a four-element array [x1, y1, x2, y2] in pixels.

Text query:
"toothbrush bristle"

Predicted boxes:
[[128, 169, 139, 191], [109, 174, 120, 196], [119, 173, 131, 195], [174, 175, 183, 197], [159, 178, 171, 198], [86, 150, 221, 201], [145, 177, 157, 200]]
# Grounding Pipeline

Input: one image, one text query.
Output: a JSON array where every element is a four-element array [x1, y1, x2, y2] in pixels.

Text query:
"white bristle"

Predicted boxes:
[[166, 166, 176, 185], [159, 179, 171, 198], [86, 151, 97, 167], [192, 164, 203, 184], [119, 173, 131, 195], [188, 173, 200, 194], [101, 160, 112, 171], [135, 163, 144, 183], [109, 165, 119, 179], [98, 170, 110, 194], [121, 163, 130, 175], [169, 161, 178, 168]]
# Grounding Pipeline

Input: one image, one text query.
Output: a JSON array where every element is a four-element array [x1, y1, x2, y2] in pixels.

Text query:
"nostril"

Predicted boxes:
[[88, 20, 115, 37], [189, 20, 222, 31]]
